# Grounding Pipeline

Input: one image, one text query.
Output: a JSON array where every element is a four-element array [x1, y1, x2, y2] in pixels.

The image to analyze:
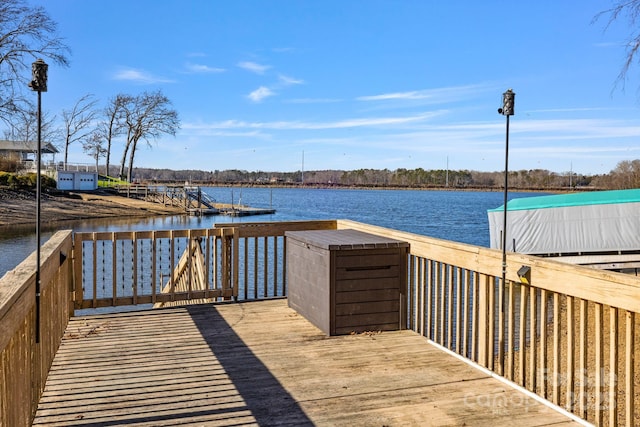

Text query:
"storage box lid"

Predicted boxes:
[[285, 229, 409, 250]]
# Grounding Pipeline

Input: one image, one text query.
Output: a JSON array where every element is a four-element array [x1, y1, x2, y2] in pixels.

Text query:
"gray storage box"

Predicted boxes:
[[286, 229, 409, 335]]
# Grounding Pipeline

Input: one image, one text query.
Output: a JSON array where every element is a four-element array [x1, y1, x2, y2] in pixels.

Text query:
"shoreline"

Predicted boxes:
[[0, 188, 184, 228]]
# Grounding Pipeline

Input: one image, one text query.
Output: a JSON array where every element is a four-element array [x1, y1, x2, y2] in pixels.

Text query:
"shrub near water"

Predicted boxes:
[[0, 171, 10, 186], [0, 172, 56, 189]]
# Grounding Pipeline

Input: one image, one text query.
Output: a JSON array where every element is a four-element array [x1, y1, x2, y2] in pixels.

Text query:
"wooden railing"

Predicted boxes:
[[72, 220, 336, 309], [0, 231, 73, 427], [338, 219, 639, 427], [6, 220, 639, 425]]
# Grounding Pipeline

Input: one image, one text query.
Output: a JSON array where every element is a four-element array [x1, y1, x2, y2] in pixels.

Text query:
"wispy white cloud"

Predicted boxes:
[[247, 86, 276, 102], [593, 41, 624, 48], [357, 83, 498, 103], [525, 107, 610, 114], [278, 74, 304, 86], [186, 111, 442, 131], [238, 61, 271, 74], [112, 67, 174, 84], [184, 63, 225, 73]]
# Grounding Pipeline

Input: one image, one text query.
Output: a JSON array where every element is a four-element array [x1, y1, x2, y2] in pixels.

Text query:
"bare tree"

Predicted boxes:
[[82, 131, 107, 173], [594, 1, 640, 90], [61, 94, 98, 169], [4, 104, 60, 153], [98, 94, 130, 177], [118, 91, 180, 182], [0, 0, 70, 125]]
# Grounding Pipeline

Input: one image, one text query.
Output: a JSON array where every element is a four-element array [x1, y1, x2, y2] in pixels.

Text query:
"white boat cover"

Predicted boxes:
[[487, 189, 640, 255]]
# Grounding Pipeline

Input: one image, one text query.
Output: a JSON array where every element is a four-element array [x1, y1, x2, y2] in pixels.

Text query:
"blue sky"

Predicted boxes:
[[29, 1, 640, 175]]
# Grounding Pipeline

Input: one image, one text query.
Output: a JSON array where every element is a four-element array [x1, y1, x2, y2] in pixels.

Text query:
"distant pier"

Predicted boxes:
[[116, 184, 276, 217]]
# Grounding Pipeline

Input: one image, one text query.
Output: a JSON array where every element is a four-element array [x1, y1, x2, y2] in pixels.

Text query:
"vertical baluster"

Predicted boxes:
[[552, 293, 560, 405], [232, 228, 240, 299], [477, 273, 489, 367], [498, 273, 505, 376], [100, 240, 106, 302], [579, 298, 587, 419], [73, 234, 83, 308], [518, 283, 527, 386], [609, 306, 618, 427], [169, 230, 175, 300], [426, 260, 433, 340], [508, 279, 515, 381], [433, 262, 444, 344], [447, 265, 454, 349], [243, 236, 249, 300], [625, 311, 635, 427], [471, 271, 479, 363], [253, 237, 258, 299], [462, 268, 470, 358], [455, 267, 462, 354], [539, 289, 547, 398], [273, 236, 278, 298], [111, 232, 117, 305], [566, 295, 574, 412], [529, 285, 537, 392], [417, 257, 424, 335], [594, 302, 603, 426], [92, 232, 97, 308], [213, 234, 219, 292], [132, 232, 138, 305], [263, 236, 268, 298], [488, 275, 495, 370], [152, 232, 157, 303], [409, 256, 416, 332], [187, 231, 192, 299], [282, 236, 288, 297]]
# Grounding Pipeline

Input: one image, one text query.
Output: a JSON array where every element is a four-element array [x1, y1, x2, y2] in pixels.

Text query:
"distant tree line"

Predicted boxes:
[[120, 159, 640, 191]]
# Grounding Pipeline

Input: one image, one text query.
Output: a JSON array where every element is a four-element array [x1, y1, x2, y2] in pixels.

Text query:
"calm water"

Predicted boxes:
[[0, 187, 542, 277]]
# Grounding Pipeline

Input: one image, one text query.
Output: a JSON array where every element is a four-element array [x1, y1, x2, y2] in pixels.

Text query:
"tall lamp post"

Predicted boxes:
[[497, 88, 514, 374], [29, 58, 48, 343]]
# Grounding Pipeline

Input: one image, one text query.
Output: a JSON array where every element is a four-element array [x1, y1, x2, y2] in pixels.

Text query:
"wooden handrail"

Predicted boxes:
[[0, 230, 73, 427]]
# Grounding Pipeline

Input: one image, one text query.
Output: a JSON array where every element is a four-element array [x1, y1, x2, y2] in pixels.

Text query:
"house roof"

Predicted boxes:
[[0, 139, 59, 154]]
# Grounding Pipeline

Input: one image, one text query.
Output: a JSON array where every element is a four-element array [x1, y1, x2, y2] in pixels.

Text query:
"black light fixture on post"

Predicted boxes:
[[29, 58, 48, 343], [497, 88, 514, 374]]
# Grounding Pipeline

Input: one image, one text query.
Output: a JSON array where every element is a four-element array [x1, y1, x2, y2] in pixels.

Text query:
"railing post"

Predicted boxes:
[[233, 227, 240, 299], [220, 227, 234, 300], [477, 274, 489, 367]]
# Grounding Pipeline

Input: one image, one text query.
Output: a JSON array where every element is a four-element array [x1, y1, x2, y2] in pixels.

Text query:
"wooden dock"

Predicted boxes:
[[33, 299, 581, 426], [219, 206, 276, 217]]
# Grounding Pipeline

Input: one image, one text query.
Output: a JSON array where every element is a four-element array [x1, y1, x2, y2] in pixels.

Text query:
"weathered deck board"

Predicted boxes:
[[33, 299, 581, 426]]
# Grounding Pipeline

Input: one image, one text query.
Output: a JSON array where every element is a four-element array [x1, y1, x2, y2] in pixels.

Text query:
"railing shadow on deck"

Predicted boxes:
[[186, 302, 314, 426]]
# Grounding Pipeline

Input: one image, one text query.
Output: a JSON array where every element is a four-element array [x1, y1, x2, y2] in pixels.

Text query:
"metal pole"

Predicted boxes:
[[501, 113, 509, 294], [29, 58, 47, 344], [35, 89, 42, 343], [497, 88, 514, 376]]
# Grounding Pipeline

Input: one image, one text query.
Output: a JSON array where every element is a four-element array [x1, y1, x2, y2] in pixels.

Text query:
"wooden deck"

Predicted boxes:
[[33, 299, 581, 426]]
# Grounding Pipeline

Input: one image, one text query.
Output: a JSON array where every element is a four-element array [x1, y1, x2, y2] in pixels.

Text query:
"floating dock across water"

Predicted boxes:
[[219, 206, 276, 217]]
